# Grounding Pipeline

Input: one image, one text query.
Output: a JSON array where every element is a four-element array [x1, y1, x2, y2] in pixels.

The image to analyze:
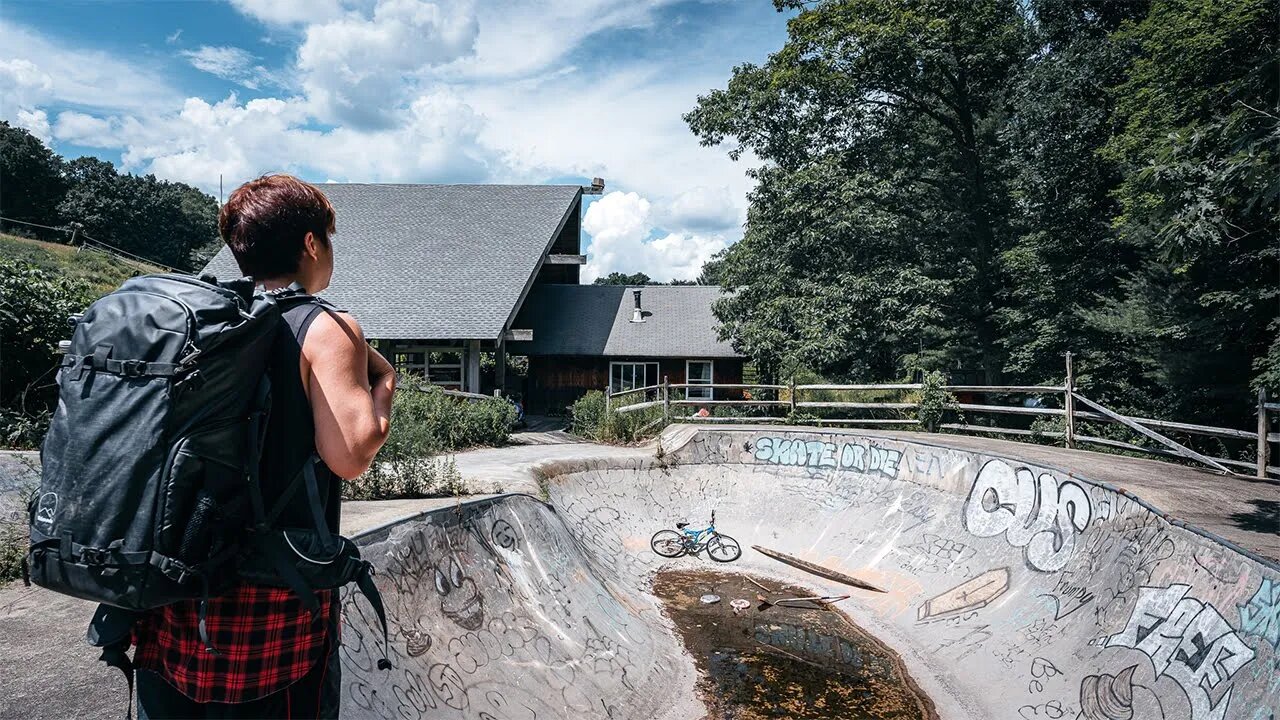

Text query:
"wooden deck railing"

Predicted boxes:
[[605, 357, 1278, 479]]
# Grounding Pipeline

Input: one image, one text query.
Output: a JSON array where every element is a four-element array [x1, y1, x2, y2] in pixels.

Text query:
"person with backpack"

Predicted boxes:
[[28, 174, 395, 719], [135, 174, 395, 718]]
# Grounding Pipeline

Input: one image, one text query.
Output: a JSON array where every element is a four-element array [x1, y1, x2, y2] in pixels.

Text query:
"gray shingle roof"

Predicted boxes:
[[201, 183, 581, 340], [507, 284, 740, 358]]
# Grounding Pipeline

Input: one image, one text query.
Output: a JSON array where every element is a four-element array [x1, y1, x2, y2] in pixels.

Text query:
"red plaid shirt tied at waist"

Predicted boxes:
[[134, 583, 338, 704]]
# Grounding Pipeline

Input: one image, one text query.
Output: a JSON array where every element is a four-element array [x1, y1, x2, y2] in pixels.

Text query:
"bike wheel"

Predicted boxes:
[[651, 530, 686, 558], [707, 533, 742, 562]]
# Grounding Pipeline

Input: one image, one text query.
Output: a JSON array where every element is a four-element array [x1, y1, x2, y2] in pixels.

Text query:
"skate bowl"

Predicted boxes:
[[339, 426, 1280, 719]]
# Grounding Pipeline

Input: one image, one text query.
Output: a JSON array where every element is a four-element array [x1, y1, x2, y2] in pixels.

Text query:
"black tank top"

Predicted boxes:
[[258, 300, 340, 532]]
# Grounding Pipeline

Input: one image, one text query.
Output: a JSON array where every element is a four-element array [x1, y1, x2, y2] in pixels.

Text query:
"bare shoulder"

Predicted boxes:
[[302, 308, 365, 363]]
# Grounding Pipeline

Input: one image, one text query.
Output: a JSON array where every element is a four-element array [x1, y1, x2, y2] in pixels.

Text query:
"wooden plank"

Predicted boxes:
[[614, 400, 661, 414], [544, 253, 587, 265], [1064, 352, 1076, 449], [1211, 455, 1280, 475], [955, 403, 1066, 417], [670, 399, 790, 406], [1074, 435, 1185, 459], [1121, 416, 1255, 441], [668, 383, 788, 390], [441, 388, 492, 401], [797, 401, 917, 410], [797, 383, 921, 391], [816, 418, 921, 425], [1073, 393, 1232, 474], [503, 328, 533, 342], [676, 416, 786, 423], [941, 424, 1063, 438], [751, 545, 885, 592], [945, 385, 1066, 393], [1259, 389, 1270, 479]]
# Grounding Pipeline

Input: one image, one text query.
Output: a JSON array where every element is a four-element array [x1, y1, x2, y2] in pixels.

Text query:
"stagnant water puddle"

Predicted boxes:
[[653, 569, 936, 720]]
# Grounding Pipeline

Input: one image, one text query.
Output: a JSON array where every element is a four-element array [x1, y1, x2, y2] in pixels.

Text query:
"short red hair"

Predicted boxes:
[[218, 174, 335, 279]]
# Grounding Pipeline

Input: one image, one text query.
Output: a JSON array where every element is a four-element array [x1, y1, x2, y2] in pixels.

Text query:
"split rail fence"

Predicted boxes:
[[606, 354, 1279, 479]]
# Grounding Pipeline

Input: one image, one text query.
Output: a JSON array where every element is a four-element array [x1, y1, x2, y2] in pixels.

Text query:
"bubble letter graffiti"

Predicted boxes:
[[962, 460, 1092, 572]]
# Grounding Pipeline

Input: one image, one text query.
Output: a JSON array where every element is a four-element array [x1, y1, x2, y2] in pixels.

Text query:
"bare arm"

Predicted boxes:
[[301, 310, 396, 479]]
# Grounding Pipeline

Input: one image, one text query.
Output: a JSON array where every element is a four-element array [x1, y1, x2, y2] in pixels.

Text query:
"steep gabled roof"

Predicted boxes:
[[201, 183, 581, 340], [507, 284, 740, 358]]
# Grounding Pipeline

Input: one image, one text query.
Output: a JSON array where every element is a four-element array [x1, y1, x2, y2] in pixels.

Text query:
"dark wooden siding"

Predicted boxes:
[[523, 356, 743, 414]]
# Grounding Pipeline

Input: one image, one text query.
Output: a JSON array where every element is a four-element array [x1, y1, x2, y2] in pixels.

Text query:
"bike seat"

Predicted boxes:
[[676, 522, 689, 529]]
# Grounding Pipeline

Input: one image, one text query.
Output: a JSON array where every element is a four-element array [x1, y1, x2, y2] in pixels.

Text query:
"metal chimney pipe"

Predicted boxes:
[[631, 289, 645, 323]]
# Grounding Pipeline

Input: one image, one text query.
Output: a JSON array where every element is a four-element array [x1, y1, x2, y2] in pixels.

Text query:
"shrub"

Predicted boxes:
[[390, 383, 516, 451], [344, 384, 514, 500], [569, 390, 665, 443], [569, 391, 608, 438], [912, 370, 962, 432], [0, 258, 96, 448]]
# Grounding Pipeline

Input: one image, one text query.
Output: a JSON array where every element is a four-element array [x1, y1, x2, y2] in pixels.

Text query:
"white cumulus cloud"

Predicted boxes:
[[15, 108, 51, 142], [228, 0, 344, 26], [582, 191, 727, 283], [298, 0, 479, 128]]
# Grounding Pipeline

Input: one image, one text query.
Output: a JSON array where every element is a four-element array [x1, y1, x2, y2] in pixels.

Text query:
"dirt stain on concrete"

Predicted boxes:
[[653, 569, 937, 720]]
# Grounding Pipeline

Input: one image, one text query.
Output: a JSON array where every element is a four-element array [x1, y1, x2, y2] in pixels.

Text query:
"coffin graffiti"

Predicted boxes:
[[962, 460, 1092, 572], [1106, 584, 1255, 720]]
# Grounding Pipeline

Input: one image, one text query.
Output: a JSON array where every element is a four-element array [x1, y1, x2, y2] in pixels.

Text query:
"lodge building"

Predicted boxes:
[[201, 182, 742, 414]]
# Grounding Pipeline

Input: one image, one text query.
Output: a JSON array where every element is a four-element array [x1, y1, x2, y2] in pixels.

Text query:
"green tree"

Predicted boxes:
[[687, 0, 1029, 382], [997, 0, 1152, 405], [1096, 0, 1278, 421], [59, 157, 219, 269], [0, 121, 66, 229], [593, 271, 655, 285]]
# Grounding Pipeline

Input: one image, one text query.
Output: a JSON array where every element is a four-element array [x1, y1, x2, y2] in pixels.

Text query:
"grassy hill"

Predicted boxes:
[[0, 233, 165, 296]]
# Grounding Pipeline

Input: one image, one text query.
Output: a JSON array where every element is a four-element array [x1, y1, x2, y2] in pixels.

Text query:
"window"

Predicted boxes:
[[686, 360, 714, 400], [390, 343, 464, 389], [610, 361, 659, 396]]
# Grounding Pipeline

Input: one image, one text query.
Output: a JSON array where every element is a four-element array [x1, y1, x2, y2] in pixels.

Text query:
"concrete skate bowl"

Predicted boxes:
[[339, 427, 1280, 720]]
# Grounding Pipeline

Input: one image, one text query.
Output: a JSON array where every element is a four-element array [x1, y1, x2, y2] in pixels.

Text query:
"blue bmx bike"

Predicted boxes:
[[650, 510, 742, 562]]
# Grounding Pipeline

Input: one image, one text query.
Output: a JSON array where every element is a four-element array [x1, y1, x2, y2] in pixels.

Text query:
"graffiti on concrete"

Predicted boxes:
[[1106, 584, 1255, 720], [1078, 665, 1142, 720], [1039, 570, 1096, 621], [1238, 577, 1280, 652], [963, 460, 1092, 572], [751, 436, 902, 478], [917, 568, 1010, 622], [898, 533, 977, 575]]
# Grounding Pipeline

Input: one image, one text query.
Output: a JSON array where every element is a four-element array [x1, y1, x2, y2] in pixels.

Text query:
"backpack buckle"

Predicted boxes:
[[80, 547, 107, 565], [120, 360, 145, 377]]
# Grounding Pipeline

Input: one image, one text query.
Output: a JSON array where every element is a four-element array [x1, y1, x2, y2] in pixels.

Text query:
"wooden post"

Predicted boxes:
[[1258, 388, 1269, 478], [662, 375, 670, 424], [789, 376, 797, 416], [1064, 352, 1076, 449], [604, 385, 611, 415], [496, 333, 507, 398]]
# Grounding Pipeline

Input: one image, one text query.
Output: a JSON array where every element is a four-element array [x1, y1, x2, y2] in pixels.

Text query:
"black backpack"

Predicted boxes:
[[26, 274, 391, 697]]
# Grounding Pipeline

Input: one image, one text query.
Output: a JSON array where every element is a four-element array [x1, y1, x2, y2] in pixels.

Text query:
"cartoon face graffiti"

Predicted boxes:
[[434, 555, 484, 630]]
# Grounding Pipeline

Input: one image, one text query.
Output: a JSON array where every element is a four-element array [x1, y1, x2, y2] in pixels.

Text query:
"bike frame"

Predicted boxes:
[[680, 524, 717, 548]]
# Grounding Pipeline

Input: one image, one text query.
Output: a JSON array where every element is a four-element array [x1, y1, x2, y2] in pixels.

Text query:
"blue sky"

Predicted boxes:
[[1, 0, 792, 280]]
